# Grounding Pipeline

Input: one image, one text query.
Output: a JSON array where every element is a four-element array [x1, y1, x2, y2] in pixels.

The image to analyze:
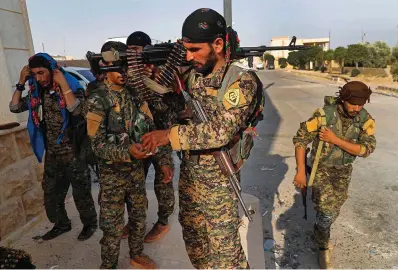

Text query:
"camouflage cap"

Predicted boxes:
[[182, 8, 226, 43], [339, 81, 372, 105]]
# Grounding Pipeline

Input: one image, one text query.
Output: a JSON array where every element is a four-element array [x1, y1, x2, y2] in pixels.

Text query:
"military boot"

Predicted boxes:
[[318, 249, 333, 269], [130, 253, 157, 269], [144, 222, 170, 243]]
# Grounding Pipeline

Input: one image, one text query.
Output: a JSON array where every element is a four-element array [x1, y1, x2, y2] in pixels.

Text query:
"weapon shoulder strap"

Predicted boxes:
[[308, 107, 327, 187], [217, 63, 245, 103]]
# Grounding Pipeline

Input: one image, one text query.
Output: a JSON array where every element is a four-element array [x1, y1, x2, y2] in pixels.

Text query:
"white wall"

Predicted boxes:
[[0, 0, 34, 125]]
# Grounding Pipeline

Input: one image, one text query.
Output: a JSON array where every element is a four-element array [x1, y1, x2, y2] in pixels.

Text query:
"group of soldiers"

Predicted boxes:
[[4, 6, 376, 270]]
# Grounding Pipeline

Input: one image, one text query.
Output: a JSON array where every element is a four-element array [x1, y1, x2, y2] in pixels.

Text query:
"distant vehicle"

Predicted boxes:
[[256, 62, 264, 70], [63, 67, 95, 90], [266, 60, 275, 70]]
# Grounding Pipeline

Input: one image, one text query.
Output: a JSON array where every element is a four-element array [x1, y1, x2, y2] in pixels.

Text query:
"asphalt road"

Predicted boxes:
[[240, 70, 398, 269]]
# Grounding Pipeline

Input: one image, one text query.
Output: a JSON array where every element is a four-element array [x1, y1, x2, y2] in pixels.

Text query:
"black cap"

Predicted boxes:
[[126, 31, 152, 47], [182, 8, 226, 43]]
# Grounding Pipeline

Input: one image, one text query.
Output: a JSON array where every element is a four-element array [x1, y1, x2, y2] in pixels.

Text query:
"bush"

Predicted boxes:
[[351, 68, 361, 77], [391, 63, 398, 82], [280, 63, 287, 69], [314, 66, 320, 71], [321, 66, 327, 73]]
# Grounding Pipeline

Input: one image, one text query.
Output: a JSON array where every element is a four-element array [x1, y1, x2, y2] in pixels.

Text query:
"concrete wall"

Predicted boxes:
[[0, 0, 45, 243]]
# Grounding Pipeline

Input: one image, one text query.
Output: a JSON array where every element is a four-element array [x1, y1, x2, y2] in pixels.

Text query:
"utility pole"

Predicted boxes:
[[396, 25, 398, 45], [223, 0, 232, 26], [42, 42, 45, 52], [328, 30, 331, 50], [361, 29, 366, 43]]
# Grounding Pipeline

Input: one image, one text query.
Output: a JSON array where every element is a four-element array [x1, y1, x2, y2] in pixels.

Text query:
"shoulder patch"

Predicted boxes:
[[222, 81, 248, 110], [86, 112, 103, 138], [362, 118, 375, 136]]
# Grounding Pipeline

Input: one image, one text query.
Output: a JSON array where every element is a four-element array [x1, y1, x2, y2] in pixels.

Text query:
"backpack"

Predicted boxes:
[[70, 87, 112, 168], [217, 63, 265, 169]]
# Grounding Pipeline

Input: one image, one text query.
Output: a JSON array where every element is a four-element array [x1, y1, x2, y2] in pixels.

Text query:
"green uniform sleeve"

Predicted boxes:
[[86, 94, 132, 163], [9, 96, 29, 113], [169, 71, 258, 151], [292, 110, 322, 149]]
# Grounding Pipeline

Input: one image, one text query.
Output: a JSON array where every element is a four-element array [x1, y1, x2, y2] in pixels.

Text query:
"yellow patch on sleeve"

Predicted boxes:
[[222, 83, 248, 110], [206, 87, 218, 97], [306, 117, 320, 132], [87, 112, 103, 138], [362, 119, 375, 136], [139, 102, 154, 120]]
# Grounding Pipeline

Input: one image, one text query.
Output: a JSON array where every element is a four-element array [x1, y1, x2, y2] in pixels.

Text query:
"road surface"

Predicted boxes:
[[240, 70, 398, 269]]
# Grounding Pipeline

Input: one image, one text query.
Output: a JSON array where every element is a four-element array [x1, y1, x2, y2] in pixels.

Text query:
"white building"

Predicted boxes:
[[269, 36, 330, 60]]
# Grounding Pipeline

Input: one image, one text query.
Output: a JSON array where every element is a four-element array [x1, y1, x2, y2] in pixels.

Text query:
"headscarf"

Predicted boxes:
[[338, 81, 372, 105], [27, 53, 82, 162]]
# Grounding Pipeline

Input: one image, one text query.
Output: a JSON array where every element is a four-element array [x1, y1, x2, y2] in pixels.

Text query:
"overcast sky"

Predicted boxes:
[[26, 0, 398, 59]]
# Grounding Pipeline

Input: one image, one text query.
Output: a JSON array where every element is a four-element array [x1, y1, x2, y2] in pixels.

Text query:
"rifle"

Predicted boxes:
[[86, 36, 310, 74], [176, 79, 255, 222]]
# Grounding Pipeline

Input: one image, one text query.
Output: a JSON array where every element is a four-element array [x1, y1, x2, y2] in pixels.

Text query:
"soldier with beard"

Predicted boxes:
[[140, 8, 264, 269], [293, 81, 376, 269]]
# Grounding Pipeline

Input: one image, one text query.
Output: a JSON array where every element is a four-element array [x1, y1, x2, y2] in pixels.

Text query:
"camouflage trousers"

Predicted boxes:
[[125, 157, 175, 225], [99, 164, 147, 269], [179, 154, 248, 269], [42, 153, 97, 227], [312, 164, 353, 248]]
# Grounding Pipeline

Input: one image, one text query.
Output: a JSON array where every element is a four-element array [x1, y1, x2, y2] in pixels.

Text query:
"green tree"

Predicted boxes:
[[278, 57, 288, 66], [364, 41, 391, 68], [392, 46, 398, 62], [305, 46, 324, 69], [263, 53, 275, 63], [287, 51, 307, 69], [346, 44, 369, 68], [323, 49, 335, 73], [334, 46, 347, 73]]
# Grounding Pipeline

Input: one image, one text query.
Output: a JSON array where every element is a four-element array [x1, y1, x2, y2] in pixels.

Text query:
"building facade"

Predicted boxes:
[[269, 36, 330, 60]]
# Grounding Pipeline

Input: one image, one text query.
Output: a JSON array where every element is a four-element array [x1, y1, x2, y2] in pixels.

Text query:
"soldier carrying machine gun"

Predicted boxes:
[[86, 35, 310, 222]]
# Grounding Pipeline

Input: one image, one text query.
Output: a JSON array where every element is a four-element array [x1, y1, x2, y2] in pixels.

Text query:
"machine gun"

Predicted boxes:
[[86, 36, 309, 74], [236, 36, 309, 58]]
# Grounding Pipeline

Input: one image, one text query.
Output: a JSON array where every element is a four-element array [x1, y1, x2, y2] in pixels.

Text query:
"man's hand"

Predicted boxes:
[[293, 171, 307, 189], [53, 69, 69, 89], [129, 143, 148, 160], [161, 165, 174, 184], [319, 127, 338, 144], [141, 130, 171, 154], [143, 64, 160, 79], [19, 65, 30, 85]]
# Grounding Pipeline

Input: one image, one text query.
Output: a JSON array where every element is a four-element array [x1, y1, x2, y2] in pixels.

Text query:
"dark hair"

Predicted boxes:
[[126, 31, 152, 47], [29, 55, 52, 71], [101, 41, 127, 53]]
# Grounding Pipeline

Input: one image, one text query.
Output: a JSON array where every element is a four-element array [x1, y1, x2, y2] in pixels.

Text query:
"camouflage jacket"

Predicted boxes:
[[293, 104, 376, 167], [85, 83, 172, 168], [9, 88, 85, 157], [168, 63, 259, 151]]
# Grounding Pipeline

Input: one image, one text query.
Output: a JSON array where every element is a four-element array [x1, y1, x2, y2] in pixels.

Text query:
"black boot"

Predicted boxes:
[[77, 224, 97, 241], [42, 223, 72, 240]]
